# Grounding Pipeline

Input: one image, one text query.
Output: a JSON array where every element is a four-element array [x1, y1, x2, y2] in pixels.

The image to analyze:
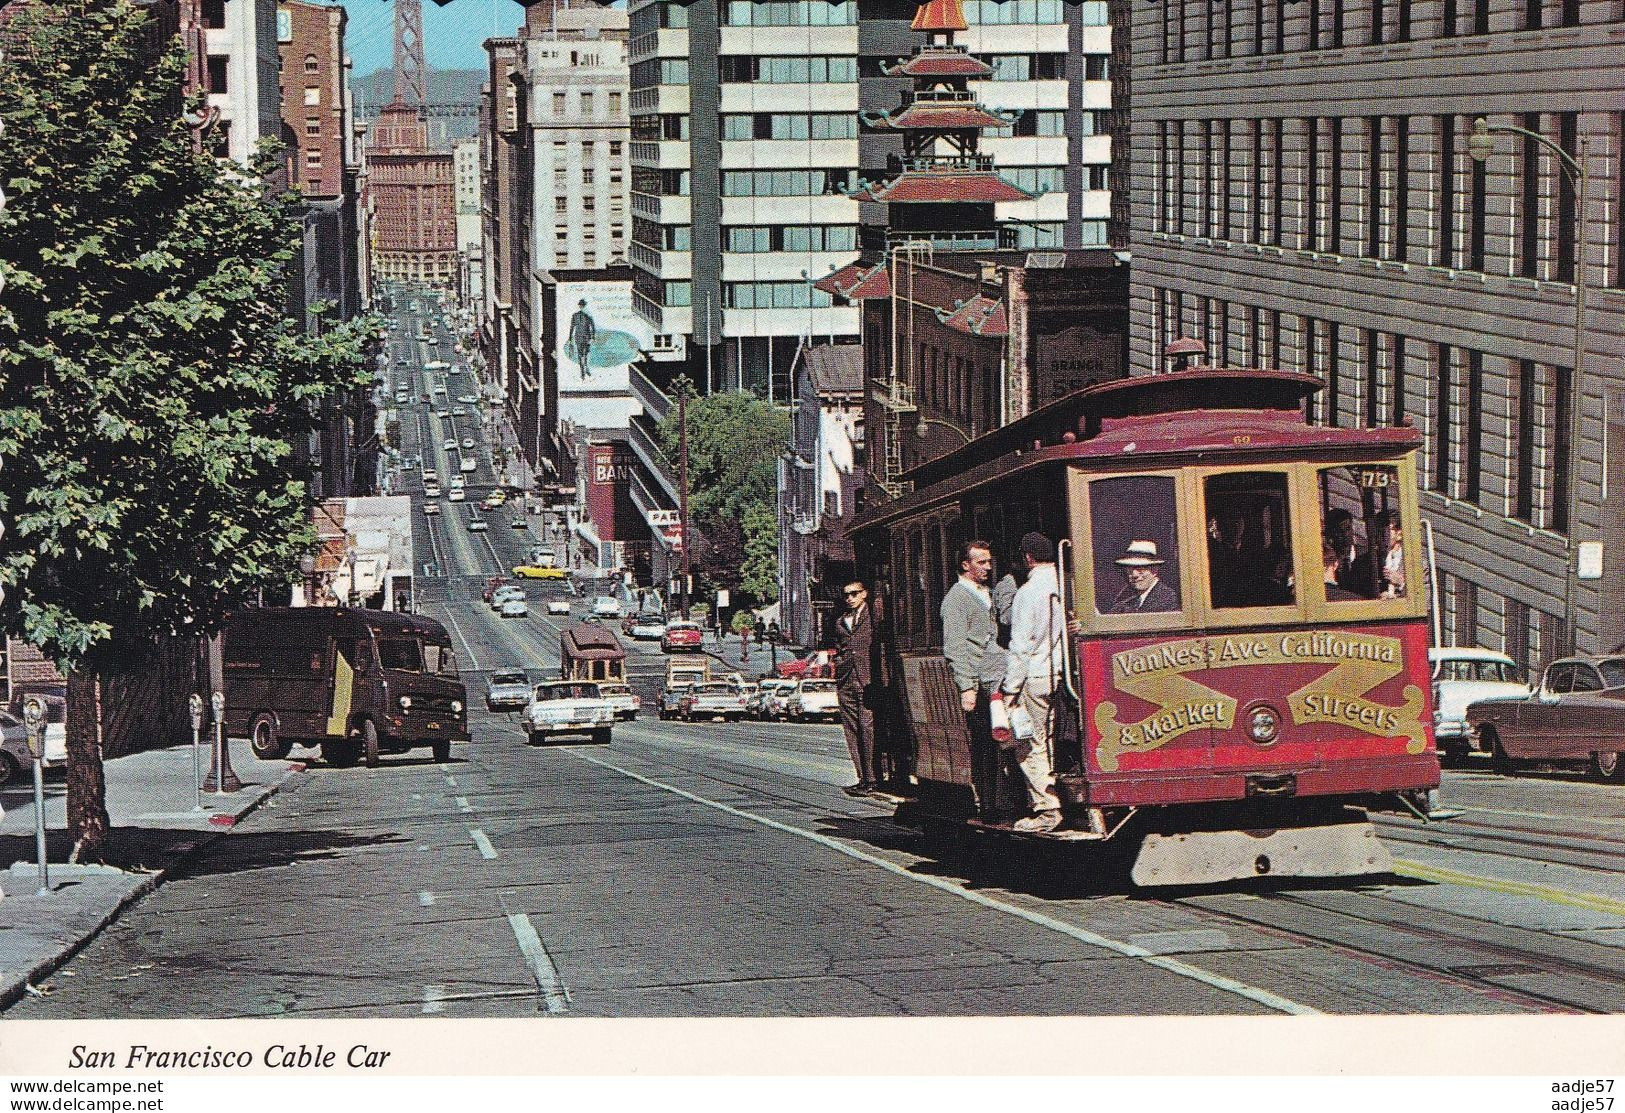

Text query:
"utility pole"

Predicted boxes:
[[677, 379, 692, 618]]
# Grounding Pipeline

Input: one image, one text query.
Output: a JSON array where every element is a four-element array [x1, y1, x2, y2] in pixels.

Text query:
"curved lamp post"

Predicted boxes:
[[1467, 117, 1589, 655], [915, 416, 974, 446]]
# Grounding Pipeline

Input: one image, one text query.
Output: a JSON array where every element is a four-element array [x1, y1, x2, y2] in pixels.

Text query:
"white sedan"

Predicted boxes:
[[442, 438, 456, 452], [499, 598, 528, 618], [460, 437, 475, 450], [546, 599, 572, 616], [460, 457, 477, 474]]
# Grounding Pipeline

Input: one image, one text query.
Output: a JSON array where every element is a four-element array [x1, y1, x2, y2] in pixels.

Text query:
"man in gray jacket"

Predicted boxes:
[[941, 539, 1007, 817]]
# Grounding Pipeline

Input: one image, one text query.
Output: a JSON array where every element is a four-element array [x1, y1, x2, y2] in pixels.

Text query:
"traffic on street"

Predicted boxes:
[[5, 296, 1622, 1022]]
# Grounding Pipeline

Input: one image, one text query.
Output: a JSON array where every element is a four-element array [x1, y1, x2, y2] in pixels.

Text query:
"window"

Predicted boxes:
[[553, 92, 567, 116], [1395, 117, 1410, 260], [609, 92, 622, 115], [1088, 475, 1182, 616], [304, 54, 319, 75], [1205, 472, 1295, 609], [202, 0, 225, 28], [555, 198, 568, 215], [582, 167, 595, 185], [1318, 465, 1407, 603], [304, 117, 321, 137], [1436, 115, 1455, 266], [208, 54, 229, 93], [609, 141, 622, 157], [1432, 343, 1453, 491], [1464, 349, 1483, 503], [303, 86, 319, 106], [1556, 113, 1577, 282], [1553, 364, 1572, 532]]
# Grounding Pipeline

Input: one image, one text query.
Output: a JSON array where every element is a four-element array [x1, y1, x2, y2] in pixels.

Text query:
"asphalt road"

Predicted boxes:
[[10, 298, 1623, 1019]]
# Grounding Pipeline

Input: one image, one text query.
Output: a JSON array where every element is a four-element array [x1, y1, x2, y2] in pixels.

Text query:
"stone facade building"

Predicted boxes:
[[366, 99, 457, 287], [1129, 0, 1625, 672]]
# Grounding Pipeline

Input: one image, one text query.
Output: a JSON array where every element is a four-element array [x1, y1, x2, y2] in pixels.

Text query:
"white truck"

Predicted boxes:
[[524, 681, 615, 746]]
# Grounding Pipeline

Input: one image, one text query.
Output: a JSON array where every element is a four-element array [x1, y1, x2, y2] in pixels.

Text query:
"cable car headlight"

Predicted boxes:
[[398, 696, 413, 710], [1245, 703, 1281, 746]]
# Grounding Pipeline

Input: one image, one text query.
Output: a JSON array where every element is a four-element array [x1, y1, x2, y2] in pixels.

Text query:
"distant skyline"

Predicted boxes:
[[339, 0, 528, 77]]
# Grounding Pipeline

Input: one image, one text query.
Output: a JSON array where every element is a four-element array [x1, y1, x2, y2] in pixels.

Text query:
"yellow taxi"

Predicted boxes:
[[512, 563, 567, 580]]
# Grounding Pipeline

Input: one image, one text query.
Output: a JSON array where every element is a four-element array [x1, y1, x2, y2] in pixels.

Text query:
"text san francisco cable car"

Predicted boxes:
[[850, 368, 1449, 886]]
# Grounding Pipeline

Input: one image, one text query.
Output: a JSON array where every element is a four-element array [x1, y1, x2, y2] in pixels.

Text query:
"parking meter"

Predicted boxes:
[[189, 693, 205, 809], [20, 695, 45, 760], [21, 695, 49, 893]]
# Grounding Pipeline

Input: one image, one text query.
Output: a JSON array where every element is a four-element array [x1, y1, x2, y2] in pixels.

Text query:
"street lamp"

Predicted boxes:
[[915, 416, 973, 445], [1467, 116, 1589, 655]]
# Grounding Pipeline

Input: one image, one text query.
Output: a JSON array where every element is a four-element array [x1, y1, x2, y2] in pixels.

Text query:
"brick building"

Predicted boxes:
[[366, 99, 457, 287]]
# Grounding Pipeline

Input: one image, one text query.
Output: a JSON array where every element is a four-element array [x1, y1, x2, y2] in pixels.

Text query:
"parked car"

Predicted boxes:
[[591, 595, 623, 619], [786, 678, 840, 722], [750, 678, 798, 721], [460, 458, 477, 474], [662, 621, 703, 654], [485, 671, 531, 712], [1466, 655, 1625, 780], [442, 438, 456, 452], [658, 683, 696, 722], [447, 488, 464, 502], [0, 711, 37, 785], [457, 394, 479, 404], [481, 493, 505, 510], [596, 682, 641, 721], [423, 502, 441, 516], [499, 597, 528, 618], [449, 475, 465, 491], [460, 437, 475, 450], [0, 697, 67, 781], [467, 514, 487, 533], [776, 652, 833, 681], [524, 681, 614, 745], [1430, 647, 1530, 763]]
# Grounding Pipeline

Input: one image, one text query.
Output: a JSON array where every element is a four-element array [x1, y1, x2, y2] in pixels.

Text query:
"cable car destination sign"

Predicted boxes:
[[1092, 630, 1429, 772]]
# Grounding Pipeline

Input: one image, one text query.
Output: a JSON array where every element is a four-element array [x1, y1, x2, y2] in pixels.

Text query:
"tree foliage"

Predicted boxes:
[[657, 389, 789, 607], [0, 0, 376, 857]]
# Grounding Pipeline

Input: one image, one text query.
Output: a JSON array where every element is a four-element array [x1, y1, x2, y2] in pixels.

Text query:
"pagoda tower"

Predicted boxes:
[[817, 0, 1030, 300]]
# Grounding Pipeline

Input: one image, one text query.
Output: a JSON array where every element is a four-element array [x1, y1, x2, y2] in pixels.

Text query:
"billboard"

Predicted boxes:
[[585, 443, 640, 543], [554, 278, 652, 397]]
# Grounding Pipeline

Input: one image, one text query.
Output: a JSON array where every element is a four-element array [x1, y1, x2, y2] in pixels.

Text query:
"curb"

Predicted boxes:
[[0, 763, 305, 1013]]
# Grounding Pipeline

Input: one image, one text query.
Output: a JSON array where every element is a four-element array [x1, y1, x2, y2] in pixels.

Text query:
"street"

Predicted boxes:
[[7, 297, 1623, 1020]]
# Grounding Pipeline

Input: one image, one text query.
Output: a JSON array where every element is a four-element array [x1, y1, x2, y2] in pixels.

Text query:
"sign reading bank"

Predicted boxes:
[[554, 278, 652, 403]]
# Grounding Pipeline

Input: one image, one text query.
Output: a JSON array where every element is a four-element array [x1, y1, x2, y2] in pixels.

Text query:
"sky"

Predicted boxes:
[[339, 0, 529, 77]]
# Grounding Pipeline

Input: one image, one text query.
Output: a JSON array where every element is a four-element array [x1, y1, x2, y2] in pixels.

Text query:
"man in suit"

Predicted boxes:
[[941, 540, 1008, 818], [1324, 508, 1375, 598], [824, 579, 886, 797], [1109, 540, 1180, 613]]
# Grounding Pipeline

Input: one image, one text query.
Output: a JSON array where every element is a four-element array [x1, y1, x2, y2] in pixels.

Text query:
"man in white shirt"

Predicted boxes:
[[1002, 532, 1069, 832]]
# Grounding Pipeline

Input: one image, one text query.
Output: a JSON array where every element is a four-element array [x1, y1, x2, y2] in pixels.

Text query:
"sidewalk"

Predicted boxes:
[[700, 631, 808, 680], [0, 741, 302, 1010]]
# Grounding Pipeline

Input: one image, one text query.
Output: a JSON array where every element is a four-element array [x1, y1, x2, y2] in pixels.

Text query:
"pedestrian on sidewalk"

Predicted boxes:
[[822, 579, 887, 798]]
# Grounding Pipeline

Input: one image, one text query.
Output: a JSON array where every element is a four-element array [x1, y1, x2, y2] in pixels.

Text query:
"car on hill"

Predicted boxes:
[[485, 671, 531, 712], [524, 681, 614, 745], [513, 563, 567, 580], [625, 615, 667, 641], [460, 458, 477, 474], [661, 621, 703, 654], [467, 514, 487, 532], [596, 682, 641, 721], [687, 681, 748, 722], [591, 595, 623, 619], [447, 488, 464, 502], [546, 598, 572, 616], [423, 502, 441, 516], [460, 437, 475, 450], [785, 678, 840, 722], [490, 586, 525, 611], [499, 597, 528, 618]]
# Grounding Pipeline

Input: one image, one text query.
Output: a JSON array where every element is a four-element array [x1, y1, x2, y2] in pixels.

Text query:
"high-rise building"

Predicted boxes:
[[1129, 0, 1625, 669], [366, 100, 457, 287], [453, 138, 483, 307]]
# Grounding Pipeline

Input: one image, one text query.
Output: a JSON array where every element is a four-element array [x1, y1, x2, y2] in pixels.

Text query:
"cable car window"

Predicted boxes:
[[1089, 475, 1182, 615], [1317, 464, 1404, 602], [924, 520, 945, 642], [1203, 472, 1295, 608]]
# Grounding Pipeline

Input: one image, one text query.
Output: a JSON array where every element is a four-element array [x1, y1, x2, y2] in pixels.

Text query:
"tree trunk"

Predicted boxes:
[[65, 666, 111, 864]]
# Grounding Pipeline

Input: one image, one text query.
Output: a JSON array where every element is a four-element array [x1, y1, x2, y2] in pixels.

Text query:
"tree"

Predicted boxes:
[[0, 0, 376, 862], [657, 389, 788, 607]]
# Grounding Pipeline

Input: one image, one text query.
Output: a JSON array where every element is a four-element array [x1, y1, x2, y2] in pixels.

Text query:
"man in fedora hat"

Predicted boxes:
[[1109, 540, 1179, 614]]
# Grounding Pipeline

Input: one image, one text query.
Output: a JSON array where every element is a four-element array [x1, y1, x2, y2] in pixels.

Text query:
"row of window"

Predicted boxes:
[[547, 90, 624, 117], [722, 0, 858, 25], [725, 224, 859, 253], [1155, 113, 1624, 289], [1150, 289, 1575, 534], [963, 0, 1109, 24], [1158, 0, 1587, 65], [633, 114, 690, 142], [718, 55, 859, 83], [721, 113, 859, 141], [723, 281, 836, 309], [720, 168, 853, 196], [998, 166, 1068, 195], [634, 218, 693, 251], [632, 59, 691, 87], [1441, 574, 1566, 683]]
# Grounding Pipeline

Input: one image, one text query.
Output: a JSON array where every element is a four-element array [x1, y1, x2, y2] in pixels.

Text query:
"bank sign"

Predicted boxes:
[[584, 443, 639, 542]]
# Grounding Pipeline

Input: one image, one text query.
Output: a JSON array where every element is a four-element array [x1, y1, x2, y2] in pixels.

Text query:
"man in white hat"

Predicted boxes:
[[1109, 541, 1178, 614]]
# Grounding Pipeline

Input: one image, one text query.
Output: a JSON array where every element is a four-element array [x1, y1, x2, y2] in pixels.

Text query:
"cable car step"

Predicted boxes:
[[1130, 821, 1394, 887]]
